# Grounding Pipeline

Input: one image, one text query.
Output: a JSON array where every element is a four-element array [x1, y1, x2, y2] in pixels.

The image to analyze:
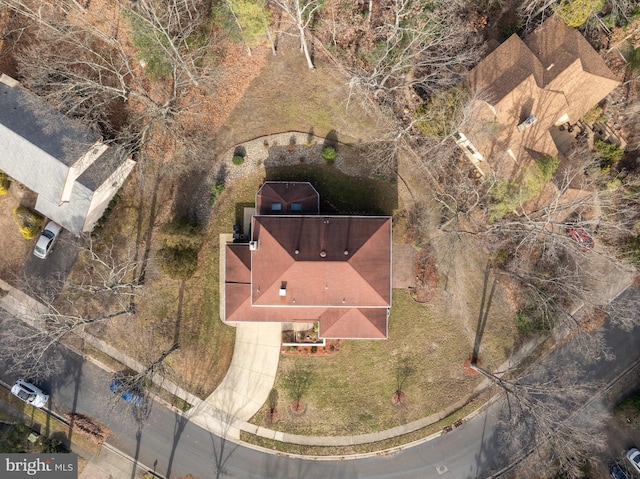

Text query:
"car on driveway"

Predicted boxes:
[[110, 379, 142, 406], [11, 379, 49, 408], [627, 448, 640, 474], [567, 227, 594, 250], [33, 221, 62, 259], [611, 463, 631, 479]]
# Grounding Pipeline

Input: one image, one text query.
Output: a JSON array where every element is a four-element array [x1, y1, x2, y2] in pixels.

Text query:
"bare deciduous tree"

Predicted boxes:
[[0, 239, 141, 378], [472, 361, 608, 479], [1, 0, 215, 136], [271, 0, 323, 69], [318, 0, 484, 109]]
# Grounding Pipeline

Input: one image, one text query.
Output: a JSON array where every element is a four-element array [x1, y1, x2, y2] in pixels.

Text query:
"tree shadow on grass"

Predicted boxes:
[[471, 262, 498, 364], [264, 165, 398, 215]]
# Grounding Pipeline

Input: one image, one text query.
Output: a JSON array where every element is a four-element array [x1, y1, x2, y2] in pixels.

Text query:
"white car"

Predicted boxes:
[[627, 448, 640, 474], [10, 379, 49, 408], [33, 221, 61, 259]]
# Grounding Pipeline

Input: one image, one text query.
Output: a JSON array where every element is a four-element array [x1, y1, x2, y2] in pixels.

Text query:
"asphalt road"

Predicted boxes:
[[2, 286, 640, 479]]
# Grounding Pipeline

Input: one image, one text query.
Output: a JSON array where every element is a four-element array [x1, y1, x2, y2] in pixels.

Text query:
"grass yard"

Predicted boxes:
[[248, 290, 484, 436], [213, 32, 386, 152], [174, 164, 398, 397]]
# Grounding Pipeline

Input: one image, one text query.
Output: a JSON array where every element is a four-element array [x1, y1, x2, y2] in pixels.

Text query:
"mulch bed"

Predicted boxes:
[[411, 246, 439, 303], [280, 339, 343, 356]]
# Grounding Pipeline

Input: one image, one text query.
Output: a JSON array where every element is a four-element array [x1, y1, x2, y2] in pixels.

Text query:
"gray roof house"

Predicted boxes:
[[0, 73, 135, 235]]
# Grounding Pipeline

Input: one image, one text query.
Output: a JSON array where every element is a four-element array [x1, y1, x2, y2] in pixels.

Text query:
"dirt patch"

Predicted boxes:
[[412, 245, 438, 303], [578, 307, 607, 333], [0, 185, 34, 283]]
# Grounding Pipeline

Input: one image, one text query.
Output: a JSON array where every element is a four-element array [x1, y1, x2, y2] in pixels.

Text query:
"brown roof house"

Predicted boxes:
[[457, 15, 619, 179], [223, 181, 392, 339], [0, 73, 135, 234]]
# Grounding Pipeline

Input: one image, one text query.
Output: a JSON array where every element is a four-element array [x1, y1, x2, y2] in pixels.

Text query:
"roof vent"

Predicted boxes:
[[294, 249, 299, 255], [249, 240, 258, 251], [343, 250, 349, 256], [320, 250, 327, 258], [517, 115, 537, 132]]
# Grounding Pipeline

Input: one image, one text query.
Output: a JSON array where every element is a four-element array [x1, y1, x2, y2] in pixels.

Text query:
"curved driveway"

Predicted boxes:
[[186, 322, 281, 439]]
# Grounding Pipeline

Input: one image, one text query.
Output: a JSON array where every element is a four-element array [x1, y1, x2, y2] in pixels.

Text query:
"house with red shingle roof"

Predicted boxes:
[[223, 181, 392, 339], [458, 15, 619, 178]]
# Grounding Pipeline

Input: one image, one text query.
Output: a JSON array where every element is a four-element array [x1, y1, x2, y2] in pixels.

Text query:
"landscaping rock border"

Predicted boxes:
[[218, 131, 356, 184]]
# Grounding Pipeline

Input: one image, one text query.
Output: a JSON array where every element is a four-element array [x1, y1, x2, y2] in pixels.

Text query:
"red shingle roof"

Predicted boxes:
[[250, 215, 391, 307], [256, 181, 319, 215], [223, 182, 392, 339], [319, 308, 388, 339]]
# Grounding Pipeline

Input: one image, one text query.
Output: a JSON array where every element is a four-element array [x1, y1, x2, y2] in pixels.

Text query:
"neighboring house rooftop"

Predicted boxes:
[[224, 181, 392, 340], [460, 15, 619, 177], [0, 73, 135, 234]]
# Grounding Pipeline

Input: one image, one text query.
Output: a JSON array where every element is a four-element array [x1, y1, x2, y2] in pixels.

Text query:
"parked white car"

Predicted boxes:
[[626, 448, 640, 474], [10, 379, 49, 408], [33, 221, 61, 259]]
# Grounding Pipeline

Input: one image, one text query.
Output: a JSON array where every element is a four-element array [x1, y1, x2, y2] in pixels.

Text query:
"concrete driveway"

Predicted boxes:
[[21, 230, 80, 302], [186, 322, 282, 438]]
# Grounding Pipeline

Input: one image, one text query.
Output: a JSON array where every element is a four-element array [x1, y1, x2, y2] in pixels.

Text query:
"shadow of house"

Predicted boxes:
[[0, 73, 135, 235], [223, 181, 392, 340], [458, 15, 619, 180]]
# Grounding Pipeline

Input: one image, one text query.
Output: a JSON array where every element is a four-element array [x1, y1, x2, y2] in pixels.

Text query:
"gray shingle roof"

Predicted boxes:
[[0, 74, 134, 234]]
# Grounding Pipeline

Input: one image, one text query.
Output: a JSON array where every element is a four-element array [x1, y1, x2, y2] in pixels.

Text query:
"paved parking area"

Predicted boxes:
[[21, 231, 80, 302]]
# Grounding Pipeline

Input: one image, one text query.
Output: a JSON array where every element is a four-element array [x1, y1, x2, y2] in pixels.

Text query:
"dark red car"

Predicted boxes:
[[567, 227, 594, 250]]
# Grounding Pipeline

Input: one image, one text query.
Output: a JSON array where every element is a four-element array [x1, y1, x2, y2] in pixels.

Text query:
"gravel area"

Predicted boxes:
[[190, 131, 364, 225], [220, 131, 358, 182]]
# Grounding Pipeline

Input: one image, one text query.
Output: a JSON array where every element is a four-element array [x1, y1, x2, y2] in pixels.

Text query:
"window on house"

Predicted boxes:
[[291, 202, 302, 212], [272, 202, 282, 211]]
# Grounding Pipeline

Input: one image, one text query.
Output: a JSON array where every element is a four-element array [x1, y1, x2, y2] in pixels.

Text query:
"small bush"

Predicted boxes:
[[13, 206, 44, 239], [489, 155, 560, 220], [555, 0, 604, 27], [157, 247, 198, 279], [232, 155, 245, 166], [595, 139, 624, 165], [210, 183, 225, 206], [624, 235, 640, 265], [581, 105, 604, 124], [124, 10, 172, 80], [415, 86, 469, 138], [0, 171, 10, 195], [159, 219, 204, 250], [489, 248, 510, 267], [322, 146, 337, 163], [516, 310, 555, 334]]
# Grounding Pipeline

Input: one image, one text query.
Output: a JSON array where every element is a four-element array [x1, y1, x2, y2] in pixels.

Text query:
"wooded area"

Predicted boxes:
[[0, 1, 639, 477]]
